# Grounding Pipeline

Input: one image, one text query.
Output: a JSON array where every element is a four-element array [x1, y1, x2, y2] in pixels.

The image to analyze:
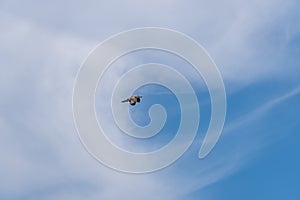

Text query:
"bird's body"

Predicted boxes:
[[121, 95, 142, 106]]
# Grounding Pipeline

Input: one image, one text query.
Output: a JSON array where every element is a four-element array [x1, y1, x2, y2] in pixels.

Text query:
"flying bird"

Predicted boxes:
[[121, 95, 142, 106]]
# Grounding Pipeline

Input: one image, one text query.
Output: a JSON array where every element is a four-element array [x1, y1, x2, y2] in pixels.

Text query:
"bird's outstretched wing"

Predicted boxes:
[[121, 98, 130, 103]]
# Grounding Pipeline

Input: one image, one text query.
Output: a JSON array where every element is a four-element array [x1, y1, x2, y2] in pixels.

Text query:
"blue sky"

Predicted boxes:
[[1, 0, 300, 199]]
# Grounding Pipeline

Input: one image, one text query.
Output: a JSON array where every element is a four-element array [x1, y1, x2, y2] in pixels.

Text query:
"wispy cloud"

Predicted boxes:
[[224, 85, 300, 134], [1, 0, 299, 199], [161, 84, 300, 199]]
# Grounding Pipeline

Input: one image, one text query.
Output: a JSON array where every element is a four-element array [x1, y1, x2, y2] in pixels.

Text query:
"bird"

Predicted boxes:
[[121, 95, 142, 106]]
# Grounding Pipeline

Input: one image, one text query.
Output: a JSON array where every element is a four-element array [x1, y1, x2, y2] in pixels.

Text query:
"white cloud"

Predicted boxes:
[[1, 0, 299, 199], [0, 10, 187, 200], [224, 85, 300, 134]]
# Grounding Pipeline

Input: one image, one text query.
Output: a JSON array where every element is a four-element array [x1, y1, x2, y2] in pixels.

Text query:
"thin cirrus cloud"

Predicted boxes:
[[1, 0, 299, 199]]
